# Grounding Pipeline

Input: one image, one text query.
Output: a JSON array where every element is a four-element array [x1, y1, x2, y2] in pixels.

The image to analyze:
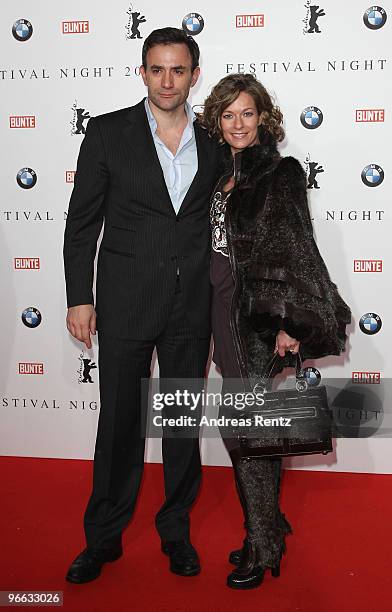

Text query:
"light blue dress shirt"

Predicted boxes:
[[144, 97, 198, 215]]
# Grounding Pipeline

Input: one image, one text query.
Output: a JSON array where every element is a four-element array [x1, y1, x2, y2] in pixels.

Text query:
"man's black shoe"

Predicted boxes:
[[65, 544, 123, 584], [161, 539, 200, 576]]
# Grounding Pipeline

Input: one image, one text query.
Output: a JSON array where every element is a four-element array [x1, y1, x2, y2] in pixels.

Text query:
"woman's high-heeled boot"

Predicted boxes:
[[229, 511, 292, 571], [226, 451, 291, 589], [229, 455, 292, 568]]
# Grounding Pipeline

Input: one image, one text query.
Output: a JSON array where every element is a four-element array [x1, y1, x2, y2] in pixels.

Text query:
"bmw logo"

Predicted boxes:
[[16, 167, 37, 189], [300, 106, 323, 129], [363, 6, 387, 29], [361, 164, 384, 187], [302, 367, 322, 386], [182, 13, 204, 36], [21, 307, 42, 328], [359, 313, 382, 335], [12, 19, 33, 41]]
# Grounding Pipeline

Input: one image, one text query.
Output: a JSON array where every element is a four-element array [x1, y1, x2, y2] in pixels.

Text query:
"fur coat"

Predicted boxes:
[[223, 135, 351, 386]]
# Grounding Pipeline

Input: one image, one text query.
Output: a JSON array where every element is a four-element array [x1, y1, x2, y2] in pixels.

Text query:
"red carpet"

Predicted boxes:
[[1, 457, 391, 612]]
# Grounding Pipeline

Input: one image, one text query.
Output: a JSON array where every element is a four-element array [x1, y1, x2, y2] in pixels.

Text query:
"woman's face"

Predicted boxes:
[[220, 91, 263, 155]]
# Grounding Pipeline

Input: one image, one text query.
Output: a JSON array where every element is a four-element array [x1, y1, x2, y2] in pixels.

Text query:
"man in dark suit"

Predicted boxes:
[[63, 27, 222, 583]]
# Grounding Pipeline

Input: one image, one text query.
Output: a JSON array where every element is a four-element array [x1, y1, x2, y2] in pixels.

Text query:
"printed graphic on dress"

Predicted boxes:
[[210, 191, 230, 257]]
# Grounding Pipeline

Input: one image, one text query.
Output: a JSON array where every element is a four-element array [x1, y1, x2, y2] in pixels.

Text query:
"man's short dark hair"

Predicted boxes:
[[142, 27, 200, 72]]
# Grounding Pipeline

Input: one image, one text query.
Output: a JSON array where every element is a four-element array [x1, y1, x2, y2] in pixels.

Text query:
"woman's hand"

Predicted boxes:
[[275, 330, 300, 357]]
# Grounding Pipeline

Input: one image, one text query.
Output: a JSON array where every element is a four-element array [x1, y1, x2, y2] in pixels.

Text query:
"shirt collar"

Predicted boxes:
[[144, 97, 196, 134]]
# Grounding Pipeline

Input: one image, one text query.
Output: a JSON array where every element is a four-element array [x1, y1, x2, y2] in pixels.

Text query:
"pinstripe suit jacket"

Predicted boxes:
[[63, 99, 222, 339]]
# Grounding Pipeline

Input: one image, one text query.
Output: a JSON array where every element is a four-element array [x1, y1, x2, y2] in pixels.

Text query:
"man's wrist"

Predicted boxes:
[[67, 302, 94, 309]]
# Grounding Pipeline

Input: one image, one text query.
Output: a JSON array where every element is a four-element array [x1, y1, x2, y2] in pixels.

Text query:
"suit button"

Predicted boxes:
[[176, 218, 181, 223], [171, 255, 177, 261], [158, 261, 164, 268]]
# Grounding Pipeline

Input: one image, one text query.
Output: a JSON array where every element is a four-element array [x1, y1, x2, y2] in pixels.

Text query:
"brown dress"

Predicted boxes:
[[210, 178, 241, 380], [210, 178, 245, 451]]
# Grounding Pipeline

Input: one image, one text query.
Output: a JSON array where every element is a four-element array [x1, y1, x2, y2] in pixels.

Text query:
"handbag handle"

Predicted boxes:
[[253, 351, 305, 394]]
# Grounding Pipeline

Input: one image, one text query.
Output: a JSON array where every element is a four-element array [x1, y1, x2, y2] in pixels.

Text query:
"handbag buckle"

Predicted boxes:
[[252, 381, 266, 395], [295, 378, 308, 392]]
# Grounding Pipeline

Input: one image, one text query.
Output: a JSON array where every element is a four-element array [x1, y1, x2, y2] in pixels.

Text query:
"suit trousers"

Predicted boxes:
[[84, 278, 211, 549]]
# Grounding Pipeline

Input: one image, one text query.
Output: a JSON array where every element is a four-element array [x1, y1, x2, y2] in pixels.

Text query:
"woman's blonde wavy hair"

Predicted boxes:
[[201, 73, 285, 144]]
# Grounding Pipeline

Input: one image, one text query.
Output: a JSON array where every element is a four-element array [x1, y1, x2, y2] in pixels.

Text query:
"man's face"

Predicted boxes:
[[140, 43, 200, 112]]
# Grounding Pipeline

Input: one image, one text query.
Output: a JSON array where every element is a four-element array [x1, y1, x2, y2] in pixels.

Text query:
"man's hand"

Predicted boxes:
[[66, 304, 96, 349], [275, 330, 300, 358]]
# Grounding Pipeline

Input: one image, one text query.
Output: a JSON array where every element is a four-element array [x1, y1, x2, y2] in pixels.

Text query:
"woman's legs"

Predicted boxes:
[[218, 380, 292, 587], [230, 453, 292, 565], [226, 452, 292, 588], [214, 330, 292, 586]]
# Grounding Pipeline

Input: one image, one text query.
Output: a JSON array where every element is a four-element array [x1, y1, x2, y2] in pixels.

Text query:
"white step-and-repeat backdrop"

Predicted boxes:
[[1, 1, 391, 472]]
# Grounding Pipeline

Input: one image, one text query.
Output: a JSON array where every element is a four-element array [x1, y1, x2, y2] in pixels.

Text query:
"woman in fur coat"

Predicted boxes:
[[202, 73, 351, 589]]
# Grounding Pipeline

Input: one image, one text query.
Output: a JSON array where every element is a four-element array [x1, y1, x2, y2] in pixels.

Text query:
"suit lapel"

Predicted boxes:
[[122, 102, 210, 217], [122, 100, 174, 215], [177, 121, 209, 215]]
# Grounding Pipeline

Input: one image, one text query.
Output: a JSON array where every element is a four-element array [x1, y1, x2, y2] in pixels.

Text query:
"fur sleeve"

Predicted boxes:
[[245, 155, 351, 358]]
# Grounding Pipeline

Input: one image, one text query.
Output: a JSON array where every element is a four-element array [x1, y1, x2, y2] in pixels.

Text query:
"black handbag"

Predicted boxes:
[[229, 352, 334, 459]]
